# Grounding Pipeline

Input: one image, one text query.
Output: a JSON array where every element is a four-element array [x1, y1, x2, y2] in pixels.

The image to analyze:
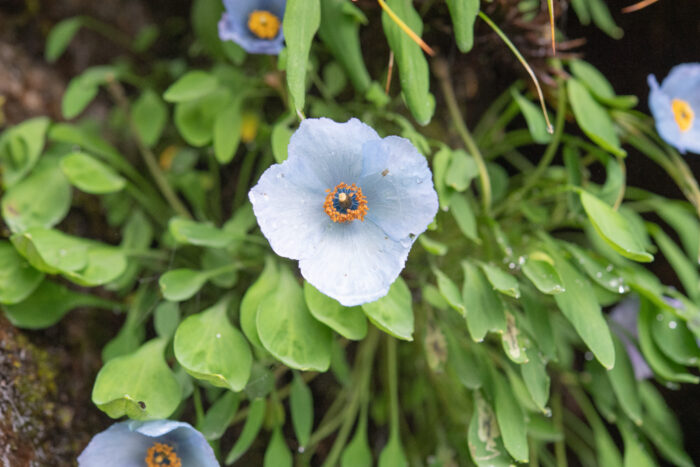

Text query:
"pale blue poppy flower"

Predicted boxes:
[[78, 419, 219, 467], [249, 118, 438, 306], [610, 296, 652, 380], [218, 0, 286, 55], [648, 63, 700, 154]]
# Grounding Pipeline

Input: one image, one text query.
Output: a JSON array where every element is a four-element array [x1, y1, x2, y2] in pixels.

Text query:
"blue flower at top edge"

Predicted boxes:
[[77, 419, 219, 467], [219, 0, 286, 55], [249, 118, 439, 306], [648, 63, 700, 154]]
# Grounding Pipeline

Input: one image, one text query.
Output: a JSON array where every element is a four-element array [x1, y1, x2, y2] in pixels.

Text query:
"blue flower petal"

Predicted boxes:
[[358, 136, 438, 242], [219, 0, 286, 55], [77, 422, 152, 467], [249, 161, 329, 260], [287, 118, 380, 190], [299, 220, 410, 306]]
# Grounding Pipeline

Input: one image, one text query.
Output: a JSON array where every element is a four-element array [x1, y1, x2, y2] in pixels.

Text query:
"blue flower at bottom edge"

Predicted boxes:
[[648, 63, 700, 154], [77, 420, 219, 467], [249, 118, 439, 306], [218, 0, 286, 55]]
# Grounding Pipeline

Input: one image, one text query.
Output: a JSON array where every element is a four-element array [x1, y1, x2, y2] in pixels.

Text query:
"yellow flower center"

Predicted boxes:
[[248, 10, 281, 40], [671, 98, 694, 133], [145, 442, 181, 467], [324, 183, 368, 223]]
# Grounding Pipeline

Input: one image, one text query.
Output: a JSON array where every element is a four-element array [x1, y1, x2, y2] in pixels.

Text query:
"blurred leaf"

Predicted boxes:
[[62, 66, 117, 119], [174, 88, 231, 147], [381, 0, 435, 125], [159, 269, 208, 302], [468, 391, 513, 466], [341, 408, 372, 467], [198, 391, 239, 441], [378, 433, 408, 467], [11, 227, 87, 274], [225, 398, 267, 464], [521, 351, 550, 413], [480, 263, 520, 298], [494, 373, 528, 462], [362, 277, 414, 341], [445, 149, 478, 192], [132, 89, 168, 147], [521, 291, 556, 359], [648, 223, 700, 302], [0, 241, 43, 305], [649, 200, 700, 263], [304, 281, 367, 340], [522, 253, 565, 295], [567, 79, 625, 157], [264, 427, 292, 467], [60, 151, 126, 194], [240, 257, 278, 349], [258, 266, 332, 371], [45, 17, 82, 62], [0, 117, 50, 187], [432, 146, 451, 209], [569, 60, 615, 100], [174, 297, 252, 391], [2, 159, 71, 233], [418, 235, 447, 255], [169, 217, 231, 248], [500, 312, 528, 364], [512, 90, 552, 143], [132, 24, 159, 52], [154, 302, 180, 338], [588, 0, 623, 39], [651, 307, 700, 366], [433, 268, 466, 317], [446, 0, 479, 52], [450, 193, 479, 242], [92, 338, 181, 420], [290, 373, 313, 447], [318, 0, 371, 93], [283, 0, 321, 112], [606, 335, 642, 425], [564, 243, 628, 294], [163, 70, 218, 102], [62, 247, 128, 287], [444, 325, 482, 389], [580, 191, 652, 262], [619, 422, 654, 467], [214, 101, 242, 164], [191, 0, 226, 58], [271, 121, 293, 163], [462, 260, 506, 342]]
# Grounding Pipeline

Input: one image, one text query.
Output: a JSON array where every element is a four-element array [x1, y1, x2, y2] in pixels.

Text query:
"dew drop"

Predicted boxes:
[[416, 177, 423, 184], [508, 262, 516, 270], [543, 408, 552, 418], [668, 321, 678, 329], [605, 264, 614, 272], [216, 333, 222, 338], [595, 272, 602, 278], [59, 249, 67, 256], [518, 256, 526, 266], [584, 351, 594, 361], [618, 284, 627, 294], [656, 314, 665, 321], [298, 446, 305, 453]]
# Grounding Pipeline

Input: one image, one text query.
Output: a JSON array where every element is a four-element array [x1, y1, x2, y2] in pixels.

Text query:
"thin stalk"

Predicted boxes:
[[552, 391, 568, 467], [107, 80, 192, 219], [433, 58, 492, 213]]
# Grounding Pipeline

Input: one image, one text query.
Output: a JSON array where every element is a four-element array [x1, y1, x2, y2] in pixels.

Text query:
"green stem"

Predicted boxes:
[[433, 58, 492, 213], [107, 80, 192, 219], [387, 336, 400, 437], [552, 391, 568, 467], [81, 16, 135, 51]]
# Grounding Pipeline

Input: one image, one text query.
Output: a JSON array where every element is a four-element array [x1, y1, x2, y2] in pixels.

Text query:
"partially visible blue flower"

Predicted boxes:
[[249, 118, 438, 306], [648, 63, 700, 154], [610, 296, 652, 380], [78, 419, 219, 467], [218, 0, 286, 55]]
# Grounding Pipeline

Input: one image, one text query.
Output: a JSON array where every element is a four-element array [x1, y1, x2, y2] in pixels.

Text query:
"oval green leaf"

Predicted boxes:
[[361, 277, 414, 341], [304, 281, 367, 340], [60, 151, 126, 194]]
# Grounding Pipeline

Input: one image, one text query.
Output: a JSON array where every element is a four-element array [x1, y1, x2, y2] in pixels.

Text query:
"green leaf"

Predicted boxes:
[[45, 17, 83, 62], [433, 268, 466, 317], [521, 352, 550, 413], [521, 290, 556, 359], [290, 373, 313, 447], [547, 246, 615, 369], [606, 336, 642, 425], [462, 260, 506, 342], [480, 263, 520, 298], [446, 0, 479, 52], [580, 191, 652, 262], [649, 223, 700, 302], [512, 90, 552, 143], [432, 146, 451, 209], [169, 217, 230, 248], [651, 307, 700, 366], [620, 422, 654, 467], [225, 397, 267, 464], [240, 257, 279, 349], [381, 0, 435, 125], [304, 281, 367, 340], [198, 391, 239, 441], [449, 193, 479, 242], [563, 243, 629, 294], [264, 427, 292, 467], [468, 391, 513, 467], [174, 88, 231, 147], [588, 0, 623, 39], [154, 301, 180, 338], [0, 241, 43, 305], [257, 266, 332, 371], [0, 117, 50, 187], [444, 325, 482, 389], [60, 151, 126, 194], [174, 297, 252, 391], [92, 338, 181, 420], [500, 311, 528, 364], [271, 121, 293, 163], [214, 102, 242, 164], [522, 253, 565, 295], [132, 89, 168, 147], [445, 150, 478, 192], [62, 67, 117, 119], [283, 0, 321, 112], [318, 0, 371, 93], [569, 59, 615, 100], [163, 70, 218, 102], [648, 200, 699, 263], [2, 159, 71, 233], [378, 433, 408, 467], [3, 280, 111, 329], [159, 269, 208, 302], [361, 277, 414, 341], [11, 227, 88, 274], [567, 78, 625, 157], [341, 409, 373, 467], [63, 247, 128, 286], [494, 373, 528, 462]]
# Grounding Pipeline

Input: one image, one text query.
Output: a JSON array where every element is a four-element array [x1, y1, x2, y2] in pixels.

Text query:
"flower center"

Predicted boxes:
[[248, 10, 281, 40], [672, 98, 694, 132], [145, 442, 181, 467], [324, 183, 368, 223]]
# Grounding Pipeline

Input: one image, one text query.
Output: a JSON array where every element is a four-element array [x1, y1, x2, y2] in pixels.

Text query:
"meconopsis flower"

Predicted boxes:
[[218, 0, 286, 55], [77, 420, 219, 467], [249, 118, 438, 306], [648, 63, 700, 154]]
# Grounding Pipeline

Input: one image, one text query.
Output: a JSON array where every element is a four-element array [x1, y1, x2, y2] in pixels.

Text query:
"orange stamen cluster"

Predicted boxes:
[[145, 442, 182, 467], [324, 183, 368, 223], [248, 10, 281, 39], [672, 98, 694, 133]]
